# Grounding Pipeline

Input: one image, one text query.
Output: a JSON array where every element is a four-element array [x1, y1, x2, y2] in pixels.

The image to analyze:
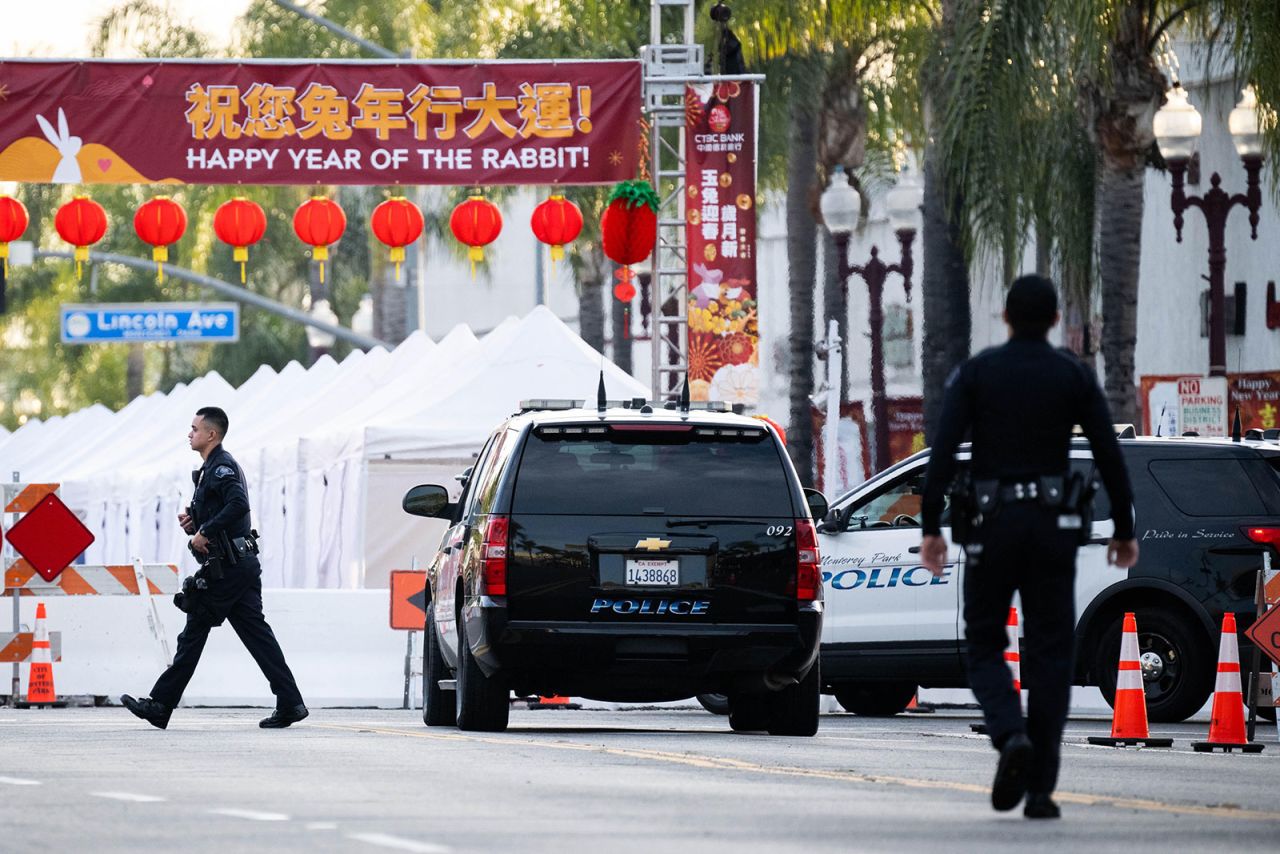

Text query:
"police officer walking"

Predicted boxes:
[[122, 406, 308, 730], [919, 276, 1139, 819]]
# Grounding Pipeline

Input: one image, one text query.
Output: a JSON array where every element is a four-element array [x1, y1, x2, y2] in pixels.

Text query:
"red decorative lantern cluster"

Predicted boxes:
[[0, 195, 29, 278], [450, 194, 503, 275], [530, 194, 583, 264], [133, 196, 187, 282], [293, 196, 346, 283], [55, 196, 109, 279], [214, 197, 267, 283], [371, 196, 425, 281]]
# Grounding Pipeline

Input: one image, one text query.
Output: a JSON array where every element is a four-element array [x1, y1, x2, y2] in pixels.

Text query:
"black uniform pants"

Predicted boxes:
[[152, 565, 304, 710], [963, 501, 1078, 795]]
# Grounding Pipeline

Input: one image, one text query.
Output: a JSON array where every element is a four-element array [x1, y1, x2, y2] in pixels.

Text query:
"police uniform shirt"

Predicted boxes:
[[920, 336, 1136, 540], [193, 445, 253, 543]]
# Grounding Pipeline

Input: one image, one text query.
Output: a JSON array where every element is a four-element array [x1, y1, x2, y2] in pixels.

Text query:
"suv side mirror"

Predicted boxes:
[[803, 488, 829, 521], [403, 484, 452, 519]]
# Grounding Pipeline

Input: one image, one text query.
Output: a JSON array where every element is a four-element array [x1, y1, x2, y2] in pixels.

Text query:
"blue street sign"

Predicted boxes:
[[60, 302, 240, 344]]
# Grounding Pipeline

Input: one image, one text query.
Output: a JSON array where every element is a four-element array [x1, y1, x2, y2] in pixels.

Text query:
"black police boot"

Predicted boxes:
[[990, 732, 1034, 811], [1024, 792, 1061, 819], [121, 694, 172, 730], [259, 704, 309, 729]]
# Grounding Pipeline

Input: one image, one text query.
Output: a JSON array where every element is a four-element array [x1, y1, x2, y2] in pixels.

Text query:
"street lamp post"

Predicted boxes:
[[820, 167, 923, 473], [1154, 84, 1266, 378], [306, 297, 339, 363]]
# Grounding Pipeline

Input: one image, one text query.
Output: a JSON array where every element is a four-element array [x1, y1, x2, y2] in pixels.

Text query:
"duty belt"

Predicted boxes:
[[997, 477, 1065, 505]]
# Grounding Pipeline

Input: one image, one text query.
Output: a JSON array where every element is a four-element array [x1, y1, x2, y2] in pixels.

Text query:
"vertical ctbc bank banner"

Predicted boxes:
[[0, 60, 642, 186], [685, 82, 758, 404]]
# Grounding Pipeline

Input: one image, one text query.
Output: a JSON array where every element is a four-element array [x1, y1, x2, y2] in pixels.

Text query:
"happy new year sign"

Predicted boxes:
[[0, 60, 642, 186]]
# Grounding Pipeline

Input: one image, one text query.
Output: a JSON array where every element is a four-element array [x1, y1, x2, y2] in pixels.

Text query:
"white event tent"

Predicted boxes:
[[0, 307, 647, 589]]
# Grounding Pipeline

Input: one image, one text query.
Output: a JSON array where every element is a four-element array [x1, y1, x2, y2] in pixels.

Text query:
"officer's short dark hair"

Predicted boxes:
[[1005, 275, 1058, 338], [196, 406, 229, 438]]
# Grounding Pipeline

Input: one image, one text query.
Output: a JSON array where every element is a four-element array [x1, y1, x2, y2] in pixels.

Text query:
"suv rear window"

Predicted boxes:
[[511, 426, 794, 517], [1148, 458, 1268, 517]]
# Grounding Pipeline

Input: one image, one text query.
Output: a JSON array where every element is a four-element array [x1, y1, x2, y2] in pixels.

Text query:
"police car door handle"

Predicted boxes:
[[1085, 536, 1109, 545], [908, 546, 921, 554]]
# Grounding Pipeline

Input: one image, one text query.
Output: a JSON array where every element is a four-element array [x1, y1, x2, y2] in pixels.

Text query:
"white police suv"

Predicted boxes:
[[818, 436, 1280, 722]]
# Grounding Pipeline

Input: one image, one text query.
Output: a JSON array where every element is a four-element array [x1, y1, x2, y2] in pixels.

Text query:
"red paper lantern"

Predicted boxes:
[[371, 196, 425, 281], [214, 197, 267, 284], [530, 194, 583, 262], [55, 196, 108, 279], [293, 196, 346, 283], [0, 195, 29, 277], [133, 196, 187, 283], [613, 278, 636, 303], [600, 180, 658, 267], [449, 194, 502, 274]]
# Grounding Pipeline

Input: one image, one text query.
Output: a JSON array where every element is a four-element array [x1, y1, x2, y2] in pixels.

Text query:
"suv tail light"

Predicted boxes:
[[795, 518, 821, 601], [481, 515, 510, 596], [1242, 526, 1280, 550]]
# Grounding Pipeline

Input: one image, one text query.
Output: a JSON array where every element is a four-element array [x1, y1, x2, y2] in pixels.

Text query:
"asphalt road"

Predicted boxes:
[[1, 706, 1277, 853]]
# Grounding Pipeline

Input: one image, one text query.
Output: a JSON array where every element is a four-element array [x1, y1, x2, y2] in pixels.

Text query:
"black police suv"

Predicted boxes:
[[817, 436, 1280, 723], [402, 399, 826, 735]]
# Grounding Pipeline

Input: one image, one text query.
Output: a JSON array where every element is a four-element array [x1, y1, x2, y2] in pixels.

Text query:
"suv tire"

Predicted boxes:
[[455, 619, 510, 732], [1094, 606, 1213, 724], [834, 681, 916, 717], [728, 695, 770, 732], [423, 612, 456, 727], [696, 693, 731, 716], [766, 660, 820, 736]]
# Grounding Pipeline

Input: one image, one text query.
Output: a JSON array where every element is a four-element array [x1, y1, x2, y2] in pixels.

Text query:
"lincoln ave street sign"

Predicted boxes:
[[61, 302, 239, 344]]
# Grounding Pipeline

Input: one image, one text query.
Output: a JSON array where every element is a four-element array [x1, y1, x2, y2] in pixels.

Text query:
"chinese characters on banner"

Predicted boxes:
[[1141, 371, 1280, 435], [0, 60, 642, 185], [684, 82, 758, 404]]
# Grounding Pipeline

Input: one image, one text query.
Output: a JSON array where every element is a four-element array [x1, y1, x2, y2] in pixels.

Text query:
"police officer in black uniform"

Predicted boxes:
[[122, 406, 307, 730], [919, 276, 1138, 819]]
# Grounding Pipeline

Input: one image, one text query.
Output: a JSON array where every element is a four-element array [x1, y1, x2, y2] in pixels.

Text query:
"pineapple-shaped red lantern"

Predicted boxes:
[[371, 196, 425, 281], [449, 194, 503, 276], [214, 197, 267, 284], [293, 196, 346, 283], [133, 196, 188, 283], [55, 196, 109, 279]]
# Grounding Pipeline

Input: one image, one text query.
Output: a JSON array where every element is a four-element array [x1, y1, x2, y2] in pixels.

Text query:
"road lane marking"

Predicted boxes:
[[208, 808, 290, 821], [347, 832, 451, 853], [311, 723, 1280, 823], [0, 776, 41, 786], [90, 792, 166, 803]]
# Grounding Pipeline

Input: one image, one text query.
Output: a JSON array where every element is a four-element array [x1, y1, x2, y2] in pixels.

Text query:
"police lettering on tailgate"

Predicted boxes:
[[590, 598, 711, 615]]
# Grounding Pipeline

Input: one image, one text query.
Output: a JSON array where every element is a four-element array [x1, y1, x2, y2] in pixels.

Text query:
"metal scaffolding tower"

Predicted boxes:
[[643, 1, 764, 402]]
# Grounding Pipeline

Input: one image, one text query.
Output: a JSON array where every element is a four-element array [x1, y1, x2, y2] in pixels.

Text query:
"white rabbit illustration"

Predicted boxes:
[[36, 108, 82, 184]]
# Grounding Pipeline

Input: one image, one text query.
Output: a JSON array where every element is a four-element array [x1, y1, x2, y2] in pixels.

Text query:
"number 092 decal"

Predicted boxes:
[[766, 525, 794, 537]]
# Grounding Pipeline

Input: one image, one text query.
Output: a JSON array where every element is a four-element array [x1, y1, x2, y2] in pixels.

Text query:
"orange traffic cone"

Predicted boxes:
[[1193, 613, 1264, 753], [1088, 612, 1172, 747], [1005, 606, 1022, 693], [973, 606, 1021, 733], [528, 694, 580, 710], [25, 603, 57, 706]]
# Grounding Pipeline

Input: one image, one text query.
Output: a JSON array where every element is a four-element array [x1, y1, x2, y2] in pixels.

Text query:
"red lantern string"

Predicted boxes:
[[134, 196, 188, 283], [293, 196, 346, 284], [371, 197, 425, 281], [530, 194, 583, 270], [214, 197, 267, 284], [449, 194, 503, 277], [0, 195, 29, 278], [54, 196, 108, 279]]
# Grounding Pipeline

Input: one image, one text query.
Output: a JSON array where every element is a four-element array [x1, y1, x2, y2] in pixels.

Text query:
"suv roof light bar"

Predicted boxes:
[[520, 399, 744, 414]]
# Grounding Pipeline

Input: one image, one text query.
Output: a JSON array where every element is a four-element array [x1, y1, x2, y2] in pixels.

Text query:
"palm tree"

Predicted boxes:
[[936, 1, 1280, 427]]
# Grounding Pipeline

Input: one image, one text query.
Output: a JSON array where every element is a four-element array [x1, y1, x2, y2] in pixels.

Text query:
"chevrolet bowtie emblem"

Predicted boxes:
[[635, 537, 672, 551]]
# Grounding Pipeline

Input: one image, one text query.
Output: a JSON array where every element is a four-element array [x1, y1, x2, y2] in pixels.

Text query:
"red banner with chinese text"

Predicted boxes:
[[685, 82, 758, 404], [0, 60, 641, 186]]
